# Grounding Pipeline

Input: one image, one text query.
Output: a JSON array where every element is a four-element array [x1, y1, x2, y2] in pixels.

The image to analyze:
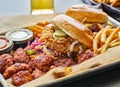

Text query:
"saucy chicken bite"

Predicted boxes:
[[77, 49, 94, 64], [13, 48, 30, 63], [12, 71, 33, 86], [29, 54, 54, 72], [53, 58, 76, 67], [0, 54, 14, 73], [3, 63, 32, 79], [32, 68, 43, 79]]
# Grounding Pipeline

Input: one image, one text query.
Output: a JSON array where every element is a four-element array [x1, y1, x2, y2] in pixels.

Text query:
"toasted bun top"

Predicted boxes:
[[53, 14, 93, 48], [66, 4, 108, 23]]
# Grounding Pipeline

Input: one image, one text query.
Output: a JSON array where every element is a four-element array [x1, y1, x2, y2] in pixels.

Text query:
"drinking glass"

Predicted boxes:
[[31, 0, 54, 14]]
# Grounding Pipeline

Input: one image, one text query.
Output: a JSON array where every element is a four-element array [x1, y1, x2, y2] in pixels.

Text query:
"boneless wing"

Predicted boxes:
[[13, 48, 30, 63], [0, 54, 14, 73], [12, 71, 33, 86], [3, 63, 32, 79], [29, 55, 54, 72], [32, 68, 43, 79]]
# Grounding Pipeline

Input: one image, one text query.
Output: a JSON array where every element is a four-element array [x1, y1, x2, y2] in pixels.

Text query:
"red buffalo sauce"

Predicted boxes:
[[0, 37, 9, 49], [0, 36, 13, 54]]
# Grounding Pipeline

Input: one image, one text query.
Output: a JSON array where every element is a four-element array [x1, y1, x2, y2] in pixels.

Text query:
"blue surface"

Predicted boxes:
[[0, 0, 30, 16], [0, 0, 83, 16]]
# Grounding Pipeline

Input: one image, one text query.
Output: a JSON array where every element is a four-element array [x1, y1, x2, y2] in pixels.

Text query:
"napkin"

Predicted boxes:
[[82, 0, 120, 22]]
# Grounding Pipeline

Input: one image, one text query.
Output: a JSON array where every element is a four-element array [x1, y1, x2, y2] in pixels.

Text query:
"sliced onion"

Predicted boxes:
[[69, 41, 83, 53], [78, 45, 83, 54], [69, 41, 79, 51]]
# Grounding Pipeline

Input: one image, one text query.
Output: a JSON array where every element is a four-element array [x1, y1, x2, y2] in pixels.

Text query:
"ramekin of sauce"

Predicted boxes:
[[0, 36, 13, 54], [5, 29, 34, 50]]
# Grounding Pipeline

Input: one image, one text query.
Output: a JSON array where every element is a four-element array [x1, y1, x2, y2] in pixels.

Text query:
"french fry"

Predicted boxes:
[[111, 0, 120, 7], [101, 27, 120, 53], [118, 32, 120, 40], [111, 41, 120, 47], [94, 0, 120, 6], [97, 23, 104, 30], [101, 29, 107, 43], [93, 29, 105, 54], [106, 29, 118, 40], [109, 38, 118, 47], [37, 21, 49, 27], [103, 0, 110, 3], [98, 45, 104, 53], [81, 17, 87, 24], [93, 23, 120, 54], [93, 32, 97, 38], [27, 25, 43, 34], [105, 21, 113, 29], [106, 29, 114, 35], [94, 0, 102, 3]]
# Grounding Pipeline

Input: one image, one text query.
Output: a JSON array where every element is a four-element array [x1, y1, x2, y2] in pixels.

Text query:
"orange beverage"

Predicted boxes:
[[31, 0, 54, 14]]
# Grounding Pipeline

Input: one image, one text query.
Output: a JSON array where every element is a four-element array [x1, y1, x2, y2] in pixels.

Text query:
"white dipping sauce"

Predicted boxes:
[[11, 31, 28, 39]]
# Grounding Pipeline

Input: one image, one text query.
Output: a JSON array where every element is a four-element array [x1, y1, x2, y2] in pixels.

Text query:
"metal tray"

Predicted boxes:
[[0, 15, 120, 87]]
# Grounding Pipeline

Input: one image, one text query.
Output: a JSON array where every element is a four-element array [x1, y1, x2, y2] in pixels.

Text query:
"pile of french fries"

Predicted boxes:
[[27, 21, 50, 37], [94, 0, 120, 7], [93, 24, 120, 54]]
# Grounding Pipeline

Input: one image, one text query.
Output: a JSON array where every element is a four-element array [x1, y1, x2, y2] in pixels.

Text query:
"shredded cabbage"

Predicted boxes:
[[25, 38, 50, 55]]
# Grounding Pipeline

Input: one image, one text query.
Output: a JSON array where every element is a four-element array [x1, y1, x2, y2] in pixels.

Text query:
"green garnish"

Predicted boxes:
[[53, 25, 67, 38], [26, 49, 36, 55]]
